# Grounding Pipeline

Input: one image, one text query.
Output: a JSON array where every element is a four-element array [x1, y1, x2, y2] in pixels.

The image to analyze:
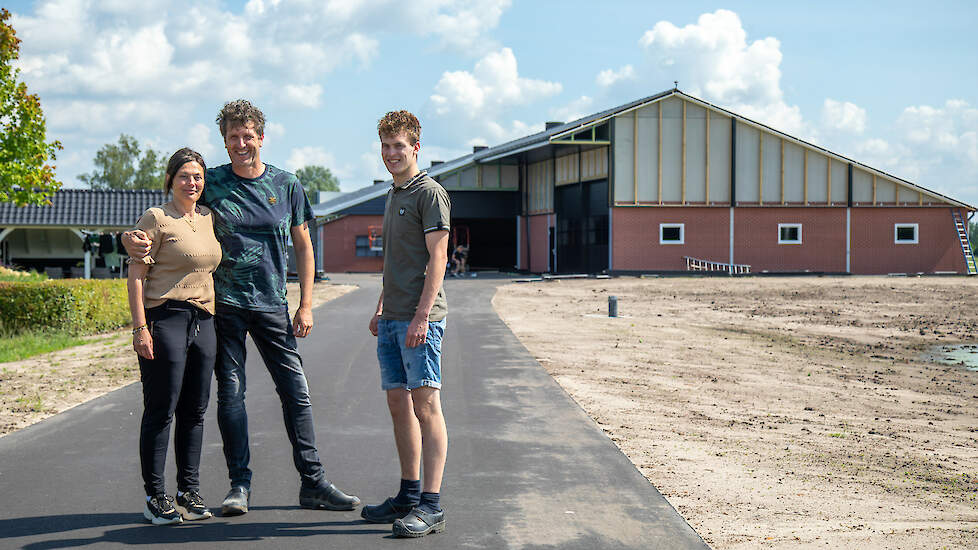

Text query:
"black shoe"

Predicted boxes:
[[144, 494, 183, 525], [221, 486, 250, 516], [175, 490, 213, 520], [299, 482, 361, 511], [360, 497, 414, 523], [392, 508, 446, 538]]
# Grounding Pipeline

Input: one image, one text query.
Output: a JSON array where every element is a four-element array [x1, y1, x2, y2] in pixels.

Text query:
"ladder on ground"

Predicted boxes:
[[951, 209, 977, 275], [684, 256, 751, 275]]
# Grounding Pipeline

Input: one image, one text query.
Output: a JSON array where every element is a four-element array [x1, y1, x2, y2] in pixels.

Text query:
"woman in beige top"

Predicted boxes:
[[127, 148, 222, 525]]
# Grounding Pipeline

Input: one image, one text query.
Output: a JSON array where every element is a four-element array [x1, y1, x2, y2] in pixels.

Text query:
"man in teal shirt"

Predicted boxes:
[[125, 100, 359, 516]]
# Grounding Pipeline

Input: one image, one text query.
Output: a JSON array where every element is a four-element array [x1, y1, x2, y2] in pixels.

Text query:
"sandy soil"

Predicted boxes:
[[493, 276, 978, 549], [0, 282, 356, 437]]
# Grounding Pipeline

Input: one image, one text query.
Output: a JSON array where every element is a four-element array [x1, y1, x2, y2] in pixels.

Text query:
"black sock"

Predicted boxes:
[[417, 492, 441, 514], [392, 479, 421, 507]]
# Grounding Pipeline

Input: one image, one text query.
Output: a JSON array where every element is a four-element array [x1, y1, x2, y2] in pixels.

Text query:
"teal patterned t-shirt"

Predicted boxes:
[[201, 163, 314, 312]]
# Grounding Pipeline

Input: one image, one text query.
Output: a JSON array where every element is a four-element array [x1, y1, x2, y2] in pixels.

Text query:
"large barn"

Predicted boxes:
[[317, 88, 976, 275]]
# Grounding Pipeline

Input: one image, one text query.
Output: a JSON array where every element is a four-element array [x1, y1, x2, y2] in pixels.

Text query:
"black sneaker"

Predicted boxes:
[[175, 490, 213, 520], [360, 497, 414, 523], [221, 486, 250, 516], [143, 494, 183, 525], [392, 508, 446, 537], [299, 482, 361, 511]]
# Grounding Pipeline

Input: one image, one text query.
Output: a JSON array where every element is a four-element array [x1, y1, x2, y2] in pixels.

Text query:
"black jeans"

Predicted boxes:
[[214, 303, 327, 490], [138, 301, 215, 496]]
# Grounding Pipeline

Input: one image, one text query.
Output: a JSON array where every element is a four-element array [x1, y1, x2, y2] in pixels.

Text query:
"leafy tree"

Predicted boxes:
[[296, 165, 340, 202], [78, 134, 166, 190], [969, 221, 978, 252], [0, 8, 62, 206]]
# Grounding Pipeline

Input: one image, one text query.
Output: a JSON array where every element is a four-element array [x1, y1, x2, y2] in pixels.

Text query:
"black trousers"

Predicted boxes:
[[138, 301, 216, 496]]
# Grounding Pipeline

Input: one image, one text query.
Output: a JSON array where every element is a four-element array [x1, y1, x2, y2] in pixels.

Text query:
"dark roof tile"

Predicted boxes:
[[0, 189, 166, 228]]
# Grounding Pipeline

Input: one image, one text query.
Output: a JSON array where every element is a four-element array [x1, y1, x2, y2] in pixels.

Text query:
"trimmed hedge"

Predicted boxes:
[[0, 279, 130, 335]]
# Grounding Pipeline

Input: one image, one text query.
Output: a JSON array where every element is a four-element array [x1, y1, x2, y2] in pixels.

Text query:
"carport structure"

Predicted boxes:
[[0, 189, 164, 277]]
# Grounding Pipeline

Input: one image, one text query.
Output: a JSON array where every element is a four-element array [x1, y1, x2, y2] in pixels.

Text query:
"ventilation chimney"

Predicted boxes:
[[472, 145, 488, 153], [545, 121, 564, 130]]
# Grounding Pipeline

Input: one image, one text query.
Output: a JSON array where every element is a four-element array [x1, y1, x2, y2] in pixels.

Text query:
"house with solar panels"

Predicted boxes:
[[314, 88, 976, 276]]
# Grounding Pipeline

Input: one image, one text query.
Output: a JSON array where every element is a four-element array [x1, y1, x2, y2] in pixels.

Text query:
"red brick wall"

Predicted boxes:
[[527, 214, 551, 273], [612, 207, 729, 270], [610, 206, 966, 274], [734, 207, 846, 273], [320, 215, 384, 272], [850, 207, 964, 274]]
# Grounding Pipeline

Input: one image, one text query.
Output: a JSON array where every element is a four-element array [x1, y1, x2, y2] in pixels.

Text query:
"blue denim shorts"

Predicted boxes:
[[376, 318, 446, 391]]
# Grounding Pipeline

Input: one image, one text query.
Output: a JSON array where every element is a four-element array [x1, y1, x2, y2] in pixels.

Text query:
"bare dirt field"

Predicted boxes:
[[494, 276, 978, 550], [0, 282, 355, 437]]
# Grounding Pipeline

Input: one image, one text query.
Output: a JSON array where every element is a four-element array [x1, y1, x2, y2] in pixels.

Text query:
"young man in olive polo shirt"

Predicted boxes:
[[362, 111, 451, 538]]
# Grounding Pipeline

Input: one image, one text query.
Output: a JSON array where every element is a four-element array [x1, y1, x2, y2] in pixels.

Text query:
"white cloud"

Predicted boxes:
[[550, 96, 594, 124], [596, 65, 634, 87], [287, 146, 337, 173], [186, 123, 217, 159], [897, 100, 978, 162], [822, 99, 867, 134], [428, 47, 561, 143], [264, 122, 286, 140], [836, 100, 978, 201], [638, 9, 808, 136], [44, 99, 171, 133], [284, 84, 324, 108]]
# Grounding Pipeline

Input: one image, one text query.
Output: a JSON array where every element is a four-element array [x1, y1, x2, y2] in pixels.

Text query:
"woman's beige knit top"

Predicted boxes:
[[132, 202, 223, 314]]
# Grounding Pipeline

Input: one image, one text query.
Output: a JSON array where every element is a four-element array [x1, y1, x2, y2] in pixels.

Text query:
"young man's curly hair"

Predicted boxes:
[[377, 110, 420, 145], [216, 99, 266, 137]]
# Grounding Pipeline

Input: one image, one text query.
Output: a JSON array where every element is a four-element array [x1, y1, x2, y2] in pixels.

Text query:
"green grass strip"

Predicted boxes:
[[0, 330, 89, 363]]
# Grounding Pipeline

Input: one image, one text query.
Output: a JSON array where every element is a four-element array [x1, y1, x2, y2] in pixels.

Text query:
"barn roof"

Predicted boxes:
[[0, 188, 166, 228]]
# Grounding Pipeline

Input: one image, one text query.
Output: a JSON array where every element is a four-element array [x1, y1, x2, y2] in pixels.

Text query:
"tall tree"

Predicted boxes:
[[0, 8, 62, 206], [296, 165, 340, 203], [78, 134, 166, 190]]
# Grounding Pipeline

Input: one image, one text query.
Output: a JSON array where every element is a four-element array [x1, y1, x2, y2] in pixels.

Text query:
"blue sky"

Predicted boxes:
[[7, 1, 978, 205]]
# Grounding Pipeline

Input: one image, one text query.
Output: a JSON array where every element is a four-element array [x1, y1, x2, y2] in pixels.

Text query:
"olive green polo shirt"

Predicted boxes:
[[381, 171, 451, 321]]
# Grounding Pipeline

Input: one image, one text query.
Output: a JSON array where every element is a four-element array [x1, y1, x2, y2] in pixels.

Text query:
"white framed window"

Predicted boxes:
[[659, 223, 684, 244], [894, 223, 918, 244], [778, 223, 802, 244]]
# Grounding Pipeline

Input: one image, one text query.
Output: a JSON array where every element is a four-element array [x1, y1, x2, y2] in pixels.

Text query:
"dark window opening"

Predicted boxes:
[[661, 226, 682, 242], [355, 235, 383, 257]]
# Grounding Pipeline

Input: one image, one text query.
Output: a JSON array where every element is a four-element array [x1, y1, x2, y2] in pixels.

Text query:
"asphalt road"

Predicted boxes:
[[0, 274, 708, 549]]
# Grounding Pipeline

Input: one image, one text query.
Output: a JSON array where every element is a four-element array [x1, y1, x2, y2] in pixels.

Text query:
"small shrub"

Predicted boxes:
[[0, 265, 47, 283], [0, 279, 130, 335]]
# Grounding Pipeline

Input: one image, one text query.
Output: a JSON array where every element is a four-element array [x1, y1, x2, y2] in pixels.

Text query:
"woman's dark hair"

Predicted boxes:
[[163, 148, 206, 195]]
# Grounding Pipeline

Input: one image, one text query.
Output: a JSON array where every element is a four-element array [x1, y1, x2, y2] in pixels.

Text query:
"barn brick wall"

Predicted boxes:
[[612, 207, 729, 270], [527, 213, 551, 273], [850, 207, 965, 274], [734, 207, 847, 273], [321, 214, 384, 273], [610, 206, 967, 274]]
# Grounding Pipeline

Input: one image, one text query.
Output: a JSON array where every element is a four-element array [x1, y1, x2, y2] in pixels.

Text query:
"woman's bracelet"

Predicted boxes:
[[132, 324, 147, 335]]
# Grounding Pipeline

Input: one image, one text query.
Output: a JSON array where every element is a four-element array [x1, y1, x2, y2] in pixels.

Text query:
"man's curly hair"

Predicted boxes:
[[377, 110, 420, 145], [216, 99, 266, 137]]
